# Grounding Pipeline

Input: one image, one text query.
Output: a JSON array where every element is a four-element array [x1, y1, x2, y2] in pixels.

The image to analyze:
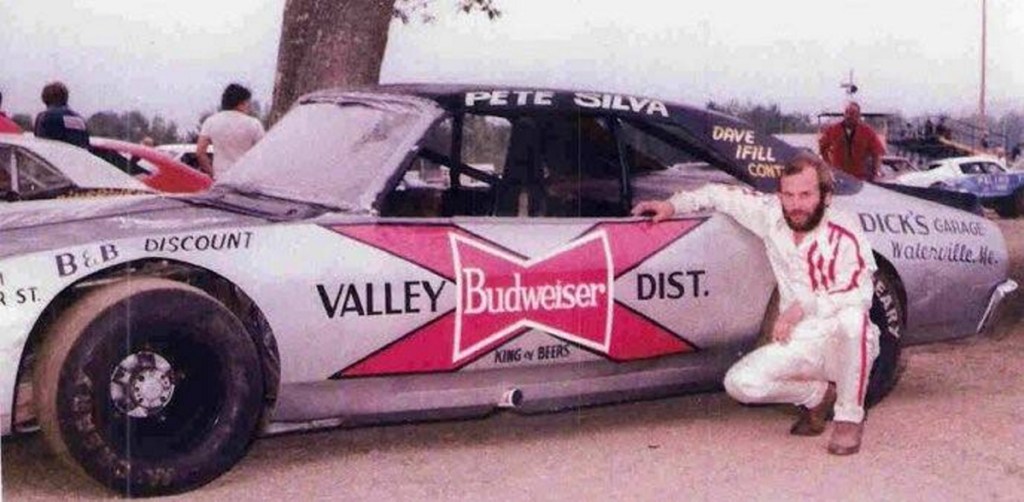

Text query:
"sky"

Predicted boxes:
[[1, 0, 1021, 133]]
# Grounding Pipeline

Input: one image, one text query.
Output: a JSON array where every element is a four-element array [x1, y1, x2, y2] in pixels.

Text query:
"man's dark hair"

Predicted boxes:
[[41, 81, 69, 107], [221, 83, 252, 111], [782, 151, 834, 195]]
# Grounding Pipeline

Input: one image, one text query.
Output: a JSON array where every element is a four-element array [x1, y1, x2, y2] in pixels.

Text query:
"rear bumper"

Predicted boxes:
[[977, 279, 1019, 333]]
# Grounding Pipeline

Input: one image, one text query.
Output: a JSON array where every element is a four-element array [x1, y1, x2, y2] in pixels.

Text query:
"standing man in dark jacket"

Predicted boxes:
[[34, 81, 90, 148], [818, 102, 885, 182]]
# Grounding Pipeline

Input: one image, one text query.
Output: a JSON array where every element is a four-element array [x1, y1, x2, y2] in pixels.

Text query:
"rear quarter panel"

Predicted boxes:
[[834, 183, 1009, 343]]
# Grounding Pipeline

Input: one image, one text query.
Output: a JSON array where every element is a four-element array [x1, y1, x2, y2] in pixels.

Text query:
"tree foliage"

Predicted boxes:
[[86, 110, 181, 145]]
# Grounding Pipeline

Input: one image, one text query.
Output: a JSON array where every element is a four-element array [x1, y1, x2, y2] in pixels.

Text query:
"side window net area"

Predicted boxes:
[[16, 149, 69, 193], [380, 113, 735, 218], [0, 145, 12, 193]]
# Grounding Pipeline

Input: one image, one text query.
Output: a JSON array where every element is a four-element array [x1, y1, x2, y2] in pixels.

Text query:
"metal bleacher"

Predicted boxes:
[[887, 116, 1007, 162]]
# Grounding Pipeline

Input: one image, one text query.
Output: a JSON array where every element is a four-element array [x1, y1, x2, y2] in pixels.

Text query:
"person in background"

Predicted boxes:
[[935, 117, 952, 140], [197, 83, 264, 179], [923, 118, 934, 139], [818, 102, 885, 182], [34, 81, 90, 148], [0, 90, 23, 133], [140, 136, 156, 148]]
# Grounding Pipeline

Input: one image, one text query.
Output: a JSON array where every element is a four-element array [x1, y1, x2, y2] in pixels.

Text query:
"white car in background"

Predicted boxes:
[[893, 156, 1024, 216], [155, 143, 213, 171], [894, 156, 1008, 188], [878, 155, 919, 181]]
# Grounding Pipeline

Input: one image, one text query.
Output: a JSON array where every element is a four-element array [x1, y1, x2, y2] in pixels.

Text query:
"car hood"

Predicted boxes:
[[0, 194, 265, 259]]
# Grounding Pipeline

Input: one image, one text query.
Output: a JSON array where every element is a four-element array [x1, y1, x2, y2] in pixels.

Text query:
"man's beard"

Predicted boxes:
[[784, 198, 827, 232]]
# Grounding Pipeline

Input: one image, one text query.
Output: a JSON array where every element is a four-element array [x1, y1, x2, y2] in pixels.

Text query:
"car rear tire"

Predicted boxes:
[[755, 269, 904, 407], [994, 199, 1016, 218], [34, 278, 264, 497], [995, 189, 1024, 218]]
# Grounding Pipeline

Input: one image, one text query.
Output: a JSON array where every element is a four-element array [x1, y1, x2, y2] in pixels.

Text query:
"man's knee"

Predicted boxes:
[[723, 366, 770, 403]]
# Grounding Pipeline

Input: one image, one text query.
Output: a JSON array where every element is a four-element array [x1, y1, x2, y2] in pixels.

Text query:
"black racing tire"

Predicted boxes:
[[864, 269, 905, 407], [34, 278, 264, 497], [994, 190, 1024, 218], [994, 198, 1016, 218], [754, 268, 905, 408]]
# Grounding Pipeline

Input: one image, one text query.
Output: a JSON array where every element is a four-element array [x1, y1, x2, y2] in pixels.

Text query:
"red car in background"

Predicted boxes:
[[89, 137, 211, 193], [0, 114, 23, 134]]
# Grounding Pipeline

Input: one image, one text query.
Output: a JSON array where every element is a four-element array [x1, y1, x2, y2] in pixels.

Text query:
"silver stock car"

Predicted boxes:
[[0, 85, 1015, 496]]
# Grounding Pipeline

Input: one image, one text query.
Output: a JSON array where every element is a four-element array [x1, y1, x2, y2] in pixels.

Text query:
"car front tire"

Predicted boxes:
[[34, 278, 264, 497], [864, 269, 905, 406]]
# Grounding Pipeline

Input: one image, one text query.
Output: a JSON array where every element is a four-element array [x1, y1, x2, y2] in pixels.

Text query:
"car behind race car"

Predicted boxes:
[[89, 137, 212, 193], [893, 156, 1024, 217], [0, 85, 1016, 496], [154, 142, 213, 171], [1, 134, 151, 202]]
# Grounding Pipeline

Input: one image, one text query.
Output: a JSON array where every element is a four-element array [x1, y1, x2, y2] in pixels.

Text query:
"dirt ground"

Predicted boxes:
[[3, 220, 1023, 501]]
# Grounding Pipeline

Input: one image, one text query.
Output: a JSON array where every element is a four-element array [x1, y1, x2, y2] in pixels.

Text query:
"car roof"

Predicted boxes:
[[938, 156, 1005, 164], [298, 84, 844, 195], [91, 137, 170, 157], [155, 143, 214, 154]]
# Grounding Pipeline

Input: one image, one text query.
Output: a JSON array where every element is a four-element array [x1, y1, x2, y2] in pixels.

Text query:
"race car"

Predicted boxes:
[[893, 155, 1024, 217], [0, 85, 1015, 496]]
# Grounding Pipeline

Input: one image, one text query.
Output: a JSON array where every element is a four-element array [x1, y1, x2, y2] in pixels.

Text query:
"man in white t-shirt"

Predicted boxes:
[[197, 83, 265, 179]]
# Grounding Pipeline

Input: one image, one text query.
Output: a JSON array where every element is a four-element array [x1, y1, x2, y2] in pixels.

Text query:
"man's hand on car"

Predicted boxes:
[[771, 302, 805, 345], [631, 200, 675, 222]]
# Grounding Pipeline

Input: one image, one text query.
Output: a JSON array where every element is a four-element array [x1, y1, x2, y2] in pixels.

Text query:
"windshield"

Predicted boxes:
[[219, 94, 443, 211]]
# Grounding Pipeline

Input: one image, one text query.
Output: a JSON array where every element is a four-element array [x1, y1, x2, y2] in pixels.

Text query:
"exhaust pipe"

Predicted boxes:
[[498, 388, 523, 408]]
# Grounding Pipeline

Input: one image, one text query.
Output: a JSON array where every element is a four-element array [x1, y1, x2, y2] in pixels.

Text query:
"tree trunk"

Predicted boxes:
[[269, 0, 394, 124]]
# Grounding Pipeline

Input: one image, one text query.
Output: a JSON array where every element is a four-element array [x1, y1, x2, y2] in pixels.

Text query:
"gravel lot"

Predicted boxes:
[[3, 219, 1023, 501]]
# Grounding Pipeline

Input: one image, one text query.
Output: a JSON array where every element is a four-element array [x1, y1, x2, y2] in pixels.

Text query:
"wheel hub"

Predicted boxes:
[[110, 351, 177, 418]]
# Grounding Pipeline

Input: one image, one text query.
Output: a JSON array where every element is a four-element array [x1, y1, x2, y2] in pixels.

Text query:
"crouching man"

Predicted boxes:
[[631, 151, 879, 455]]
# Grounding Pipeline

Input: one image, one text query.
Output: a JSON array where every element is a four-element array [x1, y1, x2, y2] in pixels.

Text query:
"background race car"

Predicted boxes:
[[1, 134, 151, 202], [89, 137, 212, 193], [893, 156, 1024, 217]]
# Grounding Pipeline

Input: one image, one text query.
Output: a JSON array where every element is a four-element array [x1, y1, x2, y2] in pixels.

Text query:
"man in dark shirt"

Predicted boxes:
[[34, 81, 90, 148]]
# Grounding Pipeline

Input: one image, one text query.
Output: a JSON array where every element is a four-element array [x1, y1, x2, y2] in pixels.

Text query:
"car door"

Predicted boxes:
[[335, 109, 775, 380]]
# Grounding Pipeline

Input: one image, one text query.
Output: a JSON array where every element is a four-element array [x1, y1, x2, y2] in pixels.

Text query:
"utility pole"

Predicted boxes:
[[979, 0, 988, 135], [840, 69, 858, 99]]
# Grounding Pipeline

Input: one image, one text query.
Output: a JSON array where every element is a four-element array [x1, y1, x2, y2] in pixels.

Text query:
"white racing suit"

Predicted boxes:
[[670, 184, 880, 423]]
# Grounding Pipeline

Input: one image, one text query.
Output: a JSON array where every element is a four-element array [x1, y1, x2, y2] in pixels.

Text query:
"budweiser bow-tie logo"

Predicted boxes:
[[331, 220, 705, 377], [451, 231, 613, 362]]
